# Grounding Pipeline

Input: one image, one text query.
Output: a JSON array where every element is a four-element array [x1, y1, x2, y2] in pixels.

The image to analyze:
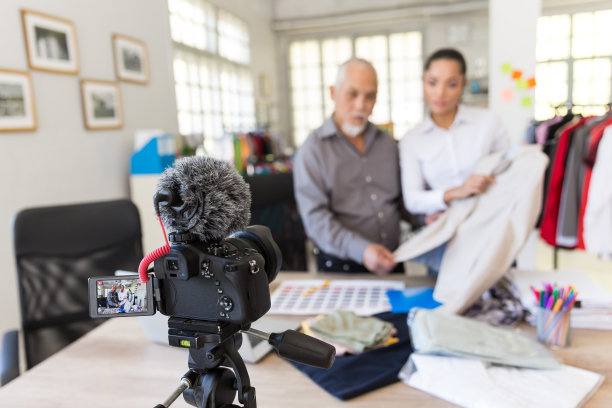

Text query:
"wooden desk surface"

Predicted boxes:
[[0, 273, 610, 407]]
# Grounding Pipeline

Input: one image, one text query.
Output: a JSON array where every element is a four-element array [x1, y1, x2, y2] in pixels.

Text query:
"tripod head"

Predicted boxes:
[[155, 317, 335, 408]]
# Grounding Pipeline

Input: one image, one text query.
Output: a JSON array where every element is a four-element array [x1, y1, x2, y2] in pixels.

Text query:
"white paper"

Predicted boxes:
[[268, 279, 405, 315], [400, 353, 604, 408]]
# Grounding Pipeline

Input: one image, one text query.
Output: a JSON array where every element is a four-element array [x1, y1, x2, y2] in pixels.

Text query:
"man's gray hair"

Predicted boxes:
[[334, 58, 378, 90]]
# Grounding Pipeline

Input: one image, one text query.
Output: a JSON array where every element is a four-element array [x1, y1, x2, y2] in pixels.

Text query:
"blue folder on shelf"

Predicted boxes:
[[130, 133, 175, 174]]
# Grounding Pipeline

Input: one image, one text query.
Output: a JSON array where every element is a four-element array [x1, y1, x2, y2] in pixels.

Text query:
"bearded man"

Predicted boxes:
[[293, 58, 404, 275]]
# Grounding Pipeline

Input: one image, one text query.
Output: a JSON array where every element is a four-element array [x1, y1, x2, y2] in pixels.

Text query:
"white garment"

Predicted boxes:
[[118, 289, 133, 311], [394, 146, 548, 314], [400, 354, 604, 408], [583, 126, 612, 257], [399, 104, 510, 215]]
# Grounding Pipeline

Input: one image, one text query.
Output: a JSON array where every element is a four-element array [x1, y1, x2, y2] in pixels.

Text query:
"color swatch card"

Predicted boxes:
[[268, 279, 405, 315]]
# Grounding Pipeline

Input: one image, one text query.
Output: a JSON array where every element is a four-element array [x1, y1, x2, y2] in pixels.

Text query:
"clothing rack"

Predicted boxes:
[[532, 106, 612, 268]]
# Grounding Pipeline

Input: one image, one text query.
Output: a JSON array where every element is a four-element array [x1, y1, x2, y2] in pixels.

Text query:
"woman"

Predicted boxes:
[[117, 284, 134, 313], [400, 48, 510, 225]]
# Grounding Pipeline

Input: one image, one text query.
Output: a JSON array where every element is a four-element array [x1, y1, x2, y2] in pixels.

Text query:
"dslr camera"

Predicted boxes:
[[153, 225, 280, 325], [89, 225, 280, 328]]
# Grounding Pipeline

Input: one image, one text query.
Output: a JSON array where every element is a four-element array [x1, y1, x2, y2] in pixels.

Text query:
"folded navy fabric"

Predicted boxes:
[[289, 312, 412, 400]]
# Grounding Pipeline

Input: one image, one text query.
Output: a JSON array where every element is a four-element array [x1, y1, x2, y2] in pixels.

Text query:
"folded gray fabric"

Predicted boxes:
[[408, 308, 560, 369], [310, 310, 394, 352]]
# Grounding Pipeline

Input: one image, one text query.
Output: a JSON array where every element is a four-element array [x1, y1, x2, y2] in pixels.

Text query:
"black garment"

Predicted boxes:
[[289, 311, 412, 400], [315, 248, 404, 273]]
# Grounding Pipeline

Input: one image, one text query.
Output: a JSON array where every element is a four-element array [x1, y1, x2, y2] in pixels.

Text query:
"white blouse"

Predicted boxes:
[[399, 105, 510, 215]]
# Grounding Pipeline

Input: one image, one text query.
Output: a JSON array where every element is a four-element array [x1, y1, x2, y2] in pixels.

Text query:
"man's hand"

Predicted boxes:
[[362, 243, 397, 275], [443, 174, 495, 204]]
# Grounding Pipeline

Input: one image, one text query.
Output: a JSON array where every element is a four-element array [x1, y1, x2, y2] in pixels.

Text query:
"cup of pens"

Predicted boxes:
[[533, 283, 578, 348]]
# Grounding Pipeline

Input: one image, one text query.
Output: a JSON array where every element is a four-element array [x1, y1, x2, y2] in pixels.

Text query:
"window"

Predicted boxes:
[[288, 31, 423, 146], [535, 10, 612, 120], [169, 0, 255, 139]]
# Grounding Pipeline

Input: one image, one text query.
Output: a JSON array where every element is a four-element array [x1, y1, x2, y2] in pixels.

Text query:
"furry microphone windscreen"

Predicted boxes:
[[157, 156, 251, 243]]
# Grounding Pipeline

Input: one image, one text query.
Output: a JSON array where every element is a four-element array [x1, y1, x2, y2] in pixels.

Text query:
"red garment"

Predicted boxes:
[[540, 117, 590, 246], [576, 117, 612, 249]]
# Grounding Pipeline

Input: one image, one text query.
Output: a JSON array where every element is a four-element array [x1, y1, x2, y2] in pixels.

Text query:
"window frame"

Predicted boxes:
[[535, 7, 612, 120], [168, 0, 255, 141]]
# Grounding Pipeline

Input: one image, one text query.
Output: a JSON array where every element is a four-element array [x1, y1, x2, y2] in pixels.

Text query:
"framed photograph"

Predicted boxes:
[[21, 9, 79, 74], [112, 34, 149, 84], [80, 79, 123, 130], [0, 69, 37, 132]]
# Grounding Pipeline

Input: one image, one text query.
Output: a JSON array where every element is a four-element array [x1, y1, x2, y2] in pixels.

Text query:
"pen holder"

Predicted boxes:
[[536, 307, 571, 348]]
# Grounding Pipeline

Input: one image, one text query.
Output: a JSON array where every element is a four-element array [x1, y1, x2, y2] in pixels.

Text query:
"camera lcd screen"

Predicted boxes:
[[88, 275, 155, 318]]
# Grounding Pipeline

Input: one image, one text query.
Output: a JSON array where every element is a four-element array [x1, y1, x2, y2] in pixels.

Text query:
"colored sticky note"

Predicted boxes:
[[501, 88, 514, 101], [516, 79, 527, 90], [511, 70, 522, 80], [526, 77, 536, 88], [521, 96, 533, 107], [501, 63, 512, 74]]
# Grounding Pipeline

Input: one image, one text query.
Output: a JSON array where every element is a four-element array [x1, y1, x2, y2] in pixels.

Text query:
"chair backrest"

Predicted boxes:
[[244, 172, 307, 271], [12, 199, 143, 369]]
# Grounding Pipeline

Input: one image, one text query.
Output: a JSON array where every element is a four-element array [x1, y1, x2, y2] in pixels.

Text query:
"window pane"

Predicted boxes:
[[389, 31, 423, 138], [289, 40, 322, 142], [572, 12, 595, 58], [572, 58, 611, 106], [534, 62, 568, 120], [594, 10, 612, 56], [169, 0, 216, 52], [536, 15, 570, 61], [218, 10, 250, 65]]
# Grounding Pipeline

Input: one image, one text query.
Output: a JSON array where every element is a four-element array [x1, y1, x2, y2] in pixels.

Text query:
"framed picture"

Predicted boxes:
[[80, 79, 123, 130], [0, 69, 37, 132], [21, 9, 79, 74], [112, 34, 149, 84]]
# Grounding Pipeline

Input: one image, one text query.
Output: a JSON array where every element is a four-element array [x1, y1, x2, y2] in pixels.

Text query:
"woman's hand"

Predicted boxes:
[[425, 211, 444, 225], [443, 174, 495, 204]]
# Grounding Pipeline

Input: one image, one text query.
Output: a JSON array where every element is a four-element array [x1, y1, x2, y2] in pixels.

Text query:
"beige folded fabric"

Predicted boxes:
[[394, 146, 548, 313]]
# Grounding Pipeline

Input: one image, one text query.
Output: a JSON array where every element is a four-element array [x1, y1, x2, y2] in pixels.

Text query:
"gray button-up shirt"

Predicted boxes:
[[293, 117, 402, 263]]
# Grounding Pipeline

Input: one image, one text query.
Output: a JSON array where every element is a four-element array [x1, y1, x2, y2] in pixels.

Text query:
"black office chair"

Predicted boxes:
[[244, 172, 307, 271], [0, 199, 143, 385]]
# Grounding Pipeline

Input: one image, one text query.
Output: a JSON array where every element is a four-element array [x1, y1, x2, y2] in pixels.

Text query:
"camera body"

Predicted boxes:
[[89, 225, 281, 328], [154, 232, 273, 326]]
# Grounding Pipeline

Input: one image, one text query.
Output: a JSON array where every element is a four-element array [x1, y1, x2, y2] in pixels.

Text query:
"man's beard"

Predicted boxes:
[[341, 114, 367, 138]]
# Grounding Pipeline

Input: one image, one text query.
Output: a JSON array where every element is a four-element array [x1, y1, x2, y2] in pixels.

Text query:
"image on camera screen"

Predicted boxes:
[[94, 277, 150, 316]]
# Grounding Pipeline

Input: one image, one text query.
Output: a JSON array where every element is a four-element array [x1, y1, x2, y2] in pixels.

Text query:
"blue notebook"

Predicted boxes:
[[386, 287, 441, 313]]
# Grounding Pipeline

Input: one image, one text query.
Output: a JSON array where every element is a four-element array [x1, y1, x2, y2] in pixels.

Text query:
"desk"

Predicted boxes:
[[1, 273, 611, 407]]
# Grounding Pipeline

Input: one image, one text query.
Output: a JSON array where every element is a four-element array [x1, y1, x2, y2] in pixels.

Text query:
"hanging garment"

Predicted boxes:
[[540, 117, 589, 246], [576, 117, 612, 249], [556, 116, 601, 247], [394, 145, 548, 314], [583, 126, 612, 257]]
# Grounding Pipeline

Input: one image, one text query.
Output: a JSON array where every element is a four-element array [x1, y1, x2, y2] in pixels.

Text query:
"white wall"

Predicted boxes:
[[488, 0, 540, 144], [0, 0, 178, 342]]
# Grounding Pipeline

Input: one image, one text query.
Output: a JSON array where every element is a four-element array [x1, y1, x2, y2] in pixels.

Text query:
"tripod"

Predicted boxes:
[[154, 317, 255, 408], [154, 317, 335, 408]]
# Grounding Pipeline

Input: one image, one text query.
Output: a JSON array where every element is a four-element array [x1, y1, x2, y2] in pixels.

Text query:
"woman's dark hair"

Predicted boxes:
[[424, 48, 466, 76]]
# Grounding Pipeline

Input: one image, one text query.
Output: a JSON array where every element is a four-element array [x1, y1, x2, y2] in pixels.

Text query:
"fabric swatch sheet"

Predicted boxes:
[[268, 280, 405, 315]]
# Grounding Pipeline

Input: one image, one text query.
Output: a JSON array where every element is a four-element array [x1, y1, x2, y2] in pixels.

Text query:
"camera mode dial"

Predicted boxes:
[[218, 296, 233, 312]]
